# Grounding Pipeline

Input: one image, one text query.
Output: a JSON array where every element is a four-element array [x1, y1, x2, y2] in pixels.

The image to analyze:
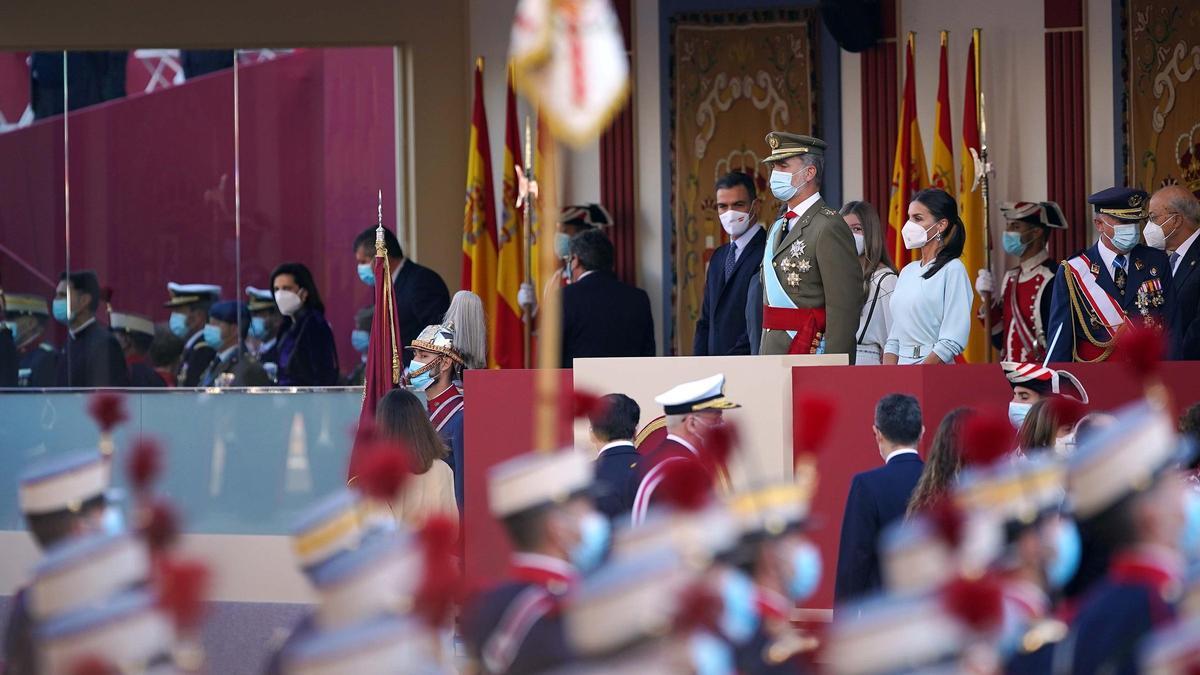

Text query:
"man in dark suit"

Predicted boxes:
[[1046, 187, 1178, 362], [1148, 185, 1200, 358], [833, 393, 925, 607], [353, 226, 450, 367], [53, 270, 130, 387], [694, 172, 768, 356], [560, 229, 655, 367], [588, 393, 642, 523]]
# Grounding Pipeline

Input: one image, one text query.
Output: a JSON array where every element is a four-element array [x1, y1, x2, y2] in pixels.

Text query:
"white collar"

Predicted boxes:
[[68, 317, 96, 338], [577, 270, 596, 282], [218, 345, 238, 361], [597, 439, 634, 458], [786, 192, 822, 220], [1171, 227, 1200, 264], [510, 552, 576, 576], [390, 257, 406, 282], [885, 447, 918, 463], [666, 433, 700, 456], [732, 223, 762, 251], [184, 330, 204, 350], [1018, 248, 1050, 273]]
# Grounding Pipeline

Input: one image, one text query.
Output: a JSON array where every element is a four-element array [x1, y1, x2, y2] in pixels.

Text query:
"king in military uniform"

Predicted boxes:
[[757, 132, 863, 362], [1046, 187, 1178, 362]]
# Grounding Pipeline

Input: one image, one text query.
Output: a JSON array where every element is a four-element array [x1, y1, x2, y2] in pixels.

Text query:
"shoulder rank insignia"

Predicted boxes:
[[820, 207, 835, 216], [1135, 259, 1145, 271], [1089, 262, 1100, 275]]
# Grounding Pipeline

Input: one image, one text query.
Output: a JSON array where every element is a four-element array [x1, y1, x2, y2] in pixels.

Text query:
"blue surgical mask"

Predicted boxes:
[[718, 568, 760, 645], [351, 329, 370, 354], [1044, 518, 1081, 590], [249, 316, 269, 340], [52, 298, 71, 324], [554, 232, 571, 258], [1002, 231, 1029, 256], [169, 312, 189, 337], [1108, 223, 1139, 252], [1009, 401, 1032, 429], [202, 324, 223, 348], [569, 511, 610, 573], [357, 263, 376, 287], [788, 541, 822, 602], [406, 359, 435, 391], [100, 506, 125, 536], [689, 632, 735, 675], [770, 169, 801, 202], [1180, 490, 1200, 562]]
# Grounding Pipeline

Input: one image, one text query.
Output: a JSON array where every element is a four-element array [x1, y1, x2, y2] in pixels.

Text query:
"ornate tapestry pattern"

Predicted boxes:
[[670, 10, 819, 356], [1127, 1, 1200, 196]]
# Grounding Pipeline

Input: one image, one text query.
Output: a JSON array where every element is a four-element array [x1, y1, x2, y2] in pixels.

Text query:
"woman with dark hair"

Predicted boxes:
[[906, 407, 974, 516], [270, 262, 339, 386], [375, 388, 458, 526], [841, 200, 898, 365], [1015, 398, 1077, 455], [883, 188, 973, 365]]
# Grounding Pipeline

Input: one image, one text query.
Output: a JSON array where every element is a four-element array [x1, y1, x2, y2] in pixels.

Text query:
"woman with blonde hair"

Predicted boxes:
[[375, 388, 459, 526], [442, 290, 488, 370], [841, 200, 898, 365]]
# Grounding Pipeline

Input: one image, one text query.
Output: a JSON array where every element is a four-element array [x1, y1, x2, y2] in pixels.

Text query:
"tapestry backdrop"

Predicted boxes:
[[1126, 1, 1200, 196], [671, 10, 820, 356]]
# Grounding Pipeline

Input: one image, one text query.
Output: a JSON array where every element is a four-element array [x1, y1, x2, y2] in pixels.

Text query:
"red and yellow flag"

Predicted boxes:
[[887, 33, 930, 265], [462, 58, 500, 367], [959, 29, 988, 363], [931, 32, 954, 192], [495, 66, 526, 369]]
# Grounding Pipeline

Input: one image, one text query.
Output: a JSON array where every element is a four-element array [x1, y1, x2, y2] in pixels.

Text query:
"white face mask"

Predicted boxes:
[[1008, 401, 1032, 429], [853, 232, 865, 256], [1143, 215, 1177, 250], [902, 219, 935, 250], [274, 289, 303, 317], [719, 210, 752, 238]]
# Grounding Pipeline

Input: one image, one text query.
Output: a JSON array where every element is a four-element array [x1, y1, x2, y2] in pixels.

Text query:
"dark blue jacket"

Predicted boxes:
[[2, 587, 34, 675], [1046, 243, 1178, 362], [55, 320, 131, 387], [393, 260, 450, 367], [462, 583, 572, 674], [276, 309, 339, 386], [179, 331, 216, 387], [694, 228, 767, 356], [19, 343, 59, 387], [1054, 576, 1175, 674], [593, 441, 640, 523], [437, 406, 465, 511], [833, 452, 924, 607], [560, 270, 655, 367], [1172, 240, 1200, 359]]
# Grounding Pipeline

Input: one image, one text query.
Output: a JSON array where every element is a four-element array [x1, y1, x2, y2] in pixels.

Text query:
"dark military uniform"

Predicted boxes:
[[54, 320, 130, 387], [1047, 188, 1178, 362], [19, 343, 59, 387], [758, 133, 863, 362]]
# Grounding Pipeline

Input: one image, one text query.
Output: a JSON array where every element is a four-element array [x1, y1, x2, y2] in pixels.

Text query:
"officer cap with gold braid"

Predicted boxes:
[[654, 373, 741, 416], [245, 286, 276, 313], [4, 293, 49, 317], [163, 282, 221, 308], [1088, 186, 1149, 222], [761, 132, 827, 164]]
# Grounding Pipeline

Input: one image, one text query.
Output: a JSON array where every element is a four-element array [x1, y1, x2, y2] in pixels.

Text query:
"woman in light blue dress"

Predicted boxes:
[[883, 188, 973, 365]]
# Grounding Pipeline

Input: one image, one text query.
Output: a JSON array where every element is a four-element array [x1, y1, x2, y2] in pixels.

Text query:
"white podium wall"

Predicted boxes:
[[572, 354, 846, 489]]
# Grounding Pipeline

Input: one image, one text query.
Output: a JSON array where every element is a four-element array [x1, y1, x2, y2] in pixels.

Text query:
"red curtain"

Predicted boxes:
[[1045, 0, 1088, 258]]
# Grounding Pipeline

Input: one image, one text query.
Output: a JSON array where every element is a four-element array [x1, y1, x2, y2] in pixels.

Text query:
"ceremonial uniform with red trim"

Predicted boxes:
[[1046, 243, 1178, 363], [426, 383, 465, 508], [1052, 548, 1183, 674], [629, 434, 710, 526], [462, 554, 576, 675], [982, 250, 1055, 362]]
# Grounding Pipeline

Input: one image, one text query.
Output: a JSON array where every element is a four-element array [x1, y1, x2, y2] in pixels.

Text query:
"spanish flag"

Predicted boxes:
[[462, 58, 500, 367], [959, 29, 988, 362], [495, 66, 526, 369], [931, 32, 954, 193], [887, 33, 930, 265]]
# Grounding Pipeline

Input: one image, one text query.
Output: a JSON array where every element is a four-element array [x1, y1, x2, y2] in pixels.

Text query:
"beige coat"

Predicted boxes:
[[759, 198, 865, 361], [391, 460, 459, 528]]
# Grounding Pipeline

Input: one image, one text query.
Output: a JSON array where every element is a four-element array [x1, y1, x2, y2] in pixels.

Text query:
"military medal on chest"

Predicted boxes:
[[779, 239, 811, 287]]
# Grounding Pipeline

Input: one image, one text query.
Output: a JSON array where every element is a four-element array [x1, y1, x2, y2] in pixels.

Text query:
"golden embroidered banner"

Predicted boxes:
[[1126, 1, 1200, 196], [671, 11, 819, 355]]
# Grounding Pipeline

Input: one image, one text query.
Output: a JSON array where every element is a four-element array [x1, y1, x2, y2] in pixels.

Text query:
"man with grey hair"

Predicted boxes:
[[758, 132, 864, 362], [1147, 185, 1200, 358]]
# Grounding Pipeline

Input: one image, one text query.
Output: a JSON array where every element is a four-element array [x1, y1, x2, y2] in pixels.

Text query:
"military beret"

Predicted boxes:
[[1088, 186, 1149, 222], [762, 132, 827, 163], [209, 300, 248, 325]]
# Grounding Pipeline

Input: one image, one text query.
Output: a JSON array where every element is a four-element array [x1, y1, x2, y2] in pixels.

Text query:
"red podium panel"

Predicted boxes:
[[793, 362, 1200, 613], [462, 368, 574, 587]]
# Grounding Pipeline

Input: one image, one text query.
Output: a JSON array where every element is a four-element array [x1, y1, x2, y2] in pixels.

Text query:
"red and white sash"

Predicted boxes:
[[429, 392, 464, 433], [1065, 254, 1128, 330]]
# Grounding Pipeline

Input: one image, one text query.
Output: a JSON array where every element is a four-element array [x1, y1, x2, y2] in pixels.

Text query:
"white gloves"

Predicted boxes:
[[975, 269, 994, 296], [518, 282, 536, 309]]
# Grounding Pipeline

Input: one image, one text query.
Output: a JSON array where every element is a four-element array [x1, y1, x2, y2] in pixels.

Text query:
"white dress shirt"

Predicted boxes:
[[1095, 240, 1126, 283], [781, 192, 823, 234], [596, 439, 635, 459], [730, 223, 763, 263], [885, 447, 918, 462]]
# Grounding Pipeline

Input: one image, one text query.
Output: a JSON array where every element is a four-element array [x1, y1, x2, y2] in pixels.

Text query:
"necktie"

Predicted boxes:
[[782, 210, 797, 237], [1113, 255, 1127, 292], [1170, 251, 1181, 272], [724, 241, 738, 281]]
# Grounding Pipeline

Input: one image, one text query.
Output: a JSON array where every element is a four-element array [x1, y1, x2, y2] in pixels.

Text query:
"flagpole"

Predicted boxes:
[[521, 116, 535, 369], [974, 28, 995, 363], [533, 130, 560, 452]]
